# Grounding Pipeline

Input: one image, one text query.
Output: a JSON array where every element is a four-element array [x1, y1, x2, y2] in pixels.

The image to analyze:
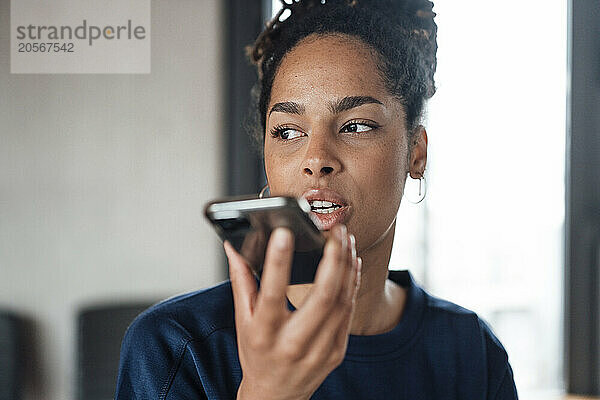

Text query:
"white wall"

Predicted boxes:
[[0, 1, 226, 399]]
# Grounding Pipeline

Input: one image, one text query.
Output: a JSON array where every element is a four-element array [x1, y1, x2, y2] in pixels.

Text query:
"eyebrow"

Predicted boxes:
[[268, 96, 384, 117], [268, 101, 305, 116], [328, 96, 384, 114]]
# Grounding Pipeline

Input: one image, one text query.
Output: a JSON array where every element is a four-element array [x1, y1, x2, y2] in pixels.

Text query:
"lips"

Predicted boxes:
[[301, 188, 351, 230]]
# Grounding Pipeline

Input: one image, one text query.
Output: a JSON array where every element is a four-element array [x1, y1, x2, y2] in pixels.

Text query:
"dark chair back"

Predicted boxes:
[[77, 302, 154, 400], [0, 311, 24, 400]]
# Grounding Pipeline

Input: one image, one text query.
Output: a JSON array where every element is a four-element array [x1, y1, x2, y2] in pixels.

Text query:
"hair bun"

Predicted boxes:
[[358, 0, 436, 29]]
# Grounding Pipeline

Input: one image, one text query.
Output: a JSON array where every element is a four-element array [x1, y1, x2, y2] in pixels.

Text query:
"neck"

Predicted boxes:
[[286, 219, 406, 335]]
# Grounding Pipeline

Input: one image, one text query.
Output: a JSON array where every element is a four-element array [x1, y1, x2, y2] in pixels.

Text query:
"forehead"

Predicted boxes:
[[270, 34, 388, 104]]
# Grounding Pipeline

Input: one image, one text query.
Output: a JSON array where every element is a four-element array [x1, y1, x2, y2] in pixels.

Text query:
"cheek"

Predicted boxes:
[[355, 141, 407, 204], [264, 149, 295, 195], [264, 151, 277, 186]]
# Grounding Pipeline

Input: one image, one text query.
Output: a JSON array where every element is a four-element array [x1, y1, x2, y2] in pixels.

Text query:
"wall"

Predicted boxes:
[[0, 1, 226, 399]]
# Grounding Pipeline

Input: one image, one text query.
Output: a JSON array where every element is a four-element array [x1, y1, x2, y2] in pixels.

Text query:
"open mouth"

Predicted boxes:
[[308, 200, 343, 214], [301, 188, 350, 230]]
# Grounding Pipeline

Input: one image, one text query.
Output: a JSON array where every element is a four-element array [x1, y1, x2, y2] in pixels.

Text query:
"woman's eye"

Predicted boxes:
[[270, 127, 304, 140], [340, 122, 375, 134]]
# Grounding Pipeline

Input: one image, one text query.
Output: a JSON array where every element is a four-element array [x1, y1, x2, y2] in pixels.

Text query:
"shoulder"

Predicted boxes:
[[420, 290, 517, 399], [124, 279, 235, 346], [424, 292, 509, 363], [390, 270, 510, 367], [115, 280, 236, 399]]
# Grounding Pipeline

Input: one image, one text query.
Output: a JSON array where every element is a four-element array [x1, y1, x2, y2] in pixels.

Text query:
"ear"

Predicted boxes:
[[409, 126, 428, 179]]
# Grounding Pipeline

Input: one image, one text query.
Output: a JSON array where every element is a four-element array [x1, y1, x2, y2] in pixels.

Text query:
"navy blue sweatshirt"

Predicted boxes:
[[115, 270, 518, 399]]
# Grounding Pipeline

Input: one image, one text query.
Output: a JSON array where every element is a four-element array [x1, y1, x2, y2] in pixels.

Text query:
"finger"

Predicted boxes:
[[303, 255, 360, 368], [255, 227, 294, 314], [339, 233, 357, 305], [225, 240, 258, 322], [334, 256, 362, 349], [310, 224, 348, 304], [287, 224, 348, 336], [356, 257, 362, 298], [320, 252, 360, 342]]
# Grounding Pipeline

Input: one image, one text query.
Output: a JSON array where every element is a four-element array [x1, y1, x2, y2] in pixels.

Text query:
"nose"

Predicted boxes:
[[301, 132, 342, 178]]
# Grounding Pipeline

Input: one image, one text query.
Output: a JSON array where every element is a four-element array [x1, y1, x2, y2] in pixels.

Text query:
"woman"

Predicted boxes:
[[116, 1, 519, 399]]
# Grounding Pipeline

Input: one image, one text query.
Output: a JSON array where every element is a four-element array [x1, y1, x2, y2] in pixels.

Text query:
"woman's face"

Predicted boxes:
[[264, 33, 423, 253]]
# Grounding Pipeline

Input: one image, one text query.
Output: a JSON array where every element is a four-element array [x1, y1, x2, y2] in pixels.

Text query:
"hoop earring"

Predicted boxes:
[[258, 184, 270, 199], [405, 173, 427, 204]]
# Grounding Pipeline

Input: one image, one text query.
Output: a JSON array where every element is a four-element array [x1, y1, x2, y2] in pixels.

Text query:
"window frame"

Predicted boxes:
[[565, 0, 600, 395]]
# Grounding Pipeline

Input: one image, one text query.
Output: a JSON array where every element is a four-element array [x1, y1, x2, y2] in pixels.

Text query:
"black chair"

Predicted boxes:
[[76, 302, 155, 400], [0, 311, 24, 400]]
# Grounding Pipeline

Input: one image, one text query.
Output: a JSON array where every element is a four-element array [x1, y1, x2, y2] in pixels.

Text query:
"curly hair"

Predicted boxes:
[[245, 0, 437, 153]]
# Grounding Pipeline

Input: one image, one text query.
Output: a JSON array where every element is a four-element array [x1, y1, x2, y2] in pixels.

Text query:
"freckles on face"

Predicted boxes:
[[263, 34, 410, 249]]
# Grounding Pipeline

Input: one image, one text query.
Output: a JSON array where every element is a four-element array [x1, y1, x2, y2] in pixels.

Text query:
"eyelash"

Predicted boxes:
[[269, 120, 379, 141]]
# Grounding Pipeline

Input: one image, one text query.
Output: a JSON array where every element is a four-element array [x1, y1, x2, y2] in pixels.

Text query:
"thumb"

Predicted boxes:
[[225, 240, 258, 321]]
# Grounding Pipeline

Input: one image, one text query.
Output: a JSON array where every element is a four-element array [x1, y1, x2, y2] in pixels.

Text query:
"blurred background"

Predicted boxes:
[[1, 0, 598, 400]]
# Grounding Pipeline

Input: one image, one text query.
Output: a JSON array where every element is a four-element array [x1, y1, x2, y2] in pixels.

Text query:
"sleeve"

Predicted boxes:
[[478, 318, 519, 400], [492, 364, 519, 400], [114, 310, 208, 400]]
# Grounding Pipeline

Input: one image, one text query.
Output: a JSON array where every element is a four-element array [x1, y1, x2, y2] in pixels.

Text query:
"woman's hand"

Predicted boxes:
[[224, 224, 362, 400]]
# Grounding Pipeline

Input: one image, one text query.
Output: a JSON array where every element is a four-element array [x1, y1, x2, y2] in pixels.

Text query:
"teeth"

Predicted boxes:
[[309, 200, 339, 207], [312, 205, 341, 214]]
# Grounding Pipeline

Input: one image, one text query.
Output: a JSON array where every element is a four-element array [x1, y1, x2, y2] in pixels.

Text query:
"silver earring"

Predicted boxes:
[[405, 173, 427, 204], [258, 184, 270, 199]]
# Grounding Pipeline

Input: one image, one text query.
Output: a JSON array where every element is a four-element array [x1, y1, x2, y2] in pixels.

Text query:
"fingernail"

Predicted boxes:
[[336, 224, 347, 240], [272, 227, 292, 249], [349, 234, 356, 256]]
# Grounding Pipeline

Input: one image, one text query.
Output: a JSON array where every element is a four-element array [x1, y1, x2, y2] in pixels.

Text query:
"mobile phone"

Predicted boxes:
[[204, 195, 326, 285]]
